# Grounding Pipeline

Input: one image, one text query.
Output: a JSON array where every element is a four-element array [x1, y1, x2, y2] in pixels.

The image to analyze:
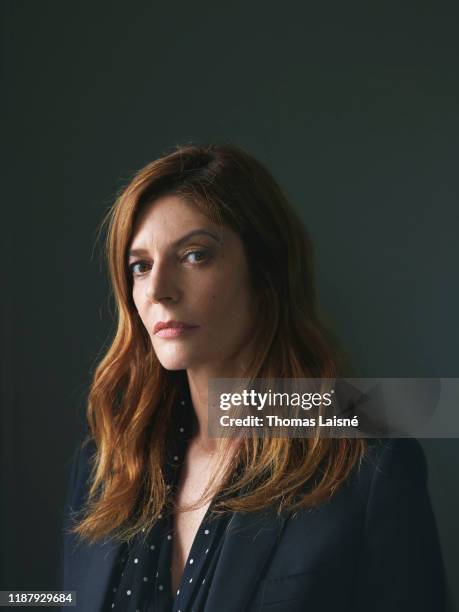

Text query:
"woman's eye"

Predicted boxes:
[[182, 249, 208, 263], [129, 261, 150, 275], [128, 250, 209, 275]]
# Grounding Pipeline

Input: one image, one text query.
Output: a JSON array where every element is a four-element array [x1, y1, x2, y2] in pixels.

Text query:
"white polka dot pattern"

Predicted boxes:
[[105, 386, 236, 611]]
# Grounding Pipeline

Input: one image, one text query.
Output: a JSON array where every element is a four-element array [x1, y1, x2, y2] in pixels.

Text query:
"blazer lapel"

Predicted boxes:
[[204, 506, 288, 612], [66, 535, 121, 611]]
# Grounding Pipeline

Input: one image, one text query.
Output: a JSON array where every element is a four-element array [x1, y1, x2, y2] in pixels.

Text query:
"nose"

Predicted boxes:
[[144, 260, 179, 303]]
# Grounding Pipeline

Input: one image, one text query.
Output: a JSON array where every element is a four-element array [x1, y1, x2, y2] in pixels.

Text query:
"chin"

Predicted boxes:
[[156, 358, 189, 371], [153, 347, 205, 371]]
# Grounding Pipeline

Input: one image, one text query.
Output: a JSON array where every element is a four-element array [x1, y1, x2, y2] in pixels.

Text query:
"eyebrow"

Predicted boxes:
[[127, 229, 222, 258]]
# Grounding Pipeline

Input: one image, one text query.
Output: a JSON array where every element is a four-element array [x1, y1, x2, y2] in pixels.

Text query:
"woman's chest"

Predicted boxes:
[[171, 502, 211, 585], [170, 455, 215, 593]]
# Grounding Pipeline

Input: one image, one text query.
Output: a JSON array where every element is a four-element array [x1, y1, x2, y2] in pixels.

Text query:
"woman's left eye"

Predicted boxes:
[[182, 249, 208, 263]]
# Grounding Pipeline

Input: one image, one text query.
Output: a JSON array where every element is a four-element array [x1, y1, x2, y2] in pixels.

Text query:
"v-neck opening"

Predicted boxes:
[[104, 372, 239, 612], [167, 498, 218, 600]]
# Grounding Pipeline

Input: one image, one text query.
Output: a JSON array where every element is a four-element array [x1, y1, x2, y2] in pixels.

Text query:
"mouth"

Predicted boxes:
[[153, 320, 199, 339]]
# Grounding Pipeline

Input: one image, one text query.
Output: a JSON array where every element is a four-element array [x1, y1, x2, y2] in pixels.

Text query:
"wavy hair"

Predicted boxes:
[[70, 143, 367, 544]]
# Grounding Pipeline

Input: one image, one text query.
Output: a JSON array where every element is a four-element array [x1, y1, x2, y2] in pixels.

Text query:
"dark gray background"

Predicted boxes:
[[2, 1, 458, 609]]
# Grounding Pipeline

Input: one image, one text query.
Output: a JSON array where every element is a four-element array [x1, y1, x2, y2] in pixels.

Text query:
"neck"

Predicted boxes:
[[185, 354, 253, 453]]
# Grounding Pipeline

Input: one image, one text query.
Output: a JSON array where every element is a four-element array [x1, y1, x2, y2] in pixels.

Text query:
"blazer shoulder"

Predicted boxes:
[[350, 438, 446, 610], [360, 436, 427, 483], [64, 435, 98, 517], [347, 436, 428, 510]]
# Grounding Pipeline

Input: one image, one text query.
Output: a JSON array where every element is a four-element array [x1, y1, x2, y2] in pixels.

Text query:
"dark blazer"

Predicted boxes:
[[60, 436, 447, 612]]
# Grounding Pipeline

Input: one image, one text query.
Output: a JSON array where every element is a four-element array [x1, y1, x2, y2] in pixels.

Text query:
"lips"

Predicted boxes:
[[153, 320, 199, 337]]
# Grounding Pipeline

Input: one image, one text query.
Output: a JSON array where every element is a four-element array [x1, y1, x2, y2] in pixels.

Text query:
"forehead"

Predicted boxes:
[[130, 195, 220, 245], [135, 194, 208, 228]]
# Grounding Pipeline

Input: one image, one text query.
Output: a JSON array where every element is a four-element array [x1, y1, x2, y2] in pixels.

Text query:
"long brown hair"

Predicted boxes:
[[70, 143, 367, 545]]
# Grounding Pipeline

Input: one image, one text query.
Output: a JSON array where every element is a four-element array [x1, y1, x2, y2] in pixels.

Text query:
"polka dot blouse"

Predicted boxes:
[[103, 383, 239, 612]]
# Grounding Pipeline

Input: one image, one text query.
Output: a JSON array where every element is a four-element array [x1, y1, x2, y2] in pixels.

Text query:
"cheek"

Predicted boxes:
[[197, 272, 253, 326], [132, 290, 149, 327]]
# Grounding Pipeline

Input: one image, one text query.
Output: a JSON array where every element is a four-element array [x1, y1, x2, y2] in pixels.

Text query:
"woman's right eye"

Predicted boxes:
[[128, 261, 151, 275]]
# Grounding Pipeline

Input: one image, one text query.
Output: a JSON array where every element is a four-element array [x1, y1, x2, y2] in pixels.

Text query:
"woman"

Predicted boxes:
[[61, 143, 446, 611]]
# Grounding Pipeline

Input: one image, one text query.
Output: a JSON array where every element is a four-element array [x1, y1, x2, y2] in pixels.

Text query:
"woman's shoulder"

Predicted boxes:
[[64, 435, 98, 515], [356, 436, 428, 490], [337, 436, 432, 528], [64, 433, 429, 522], [67, 435, 428, 500]]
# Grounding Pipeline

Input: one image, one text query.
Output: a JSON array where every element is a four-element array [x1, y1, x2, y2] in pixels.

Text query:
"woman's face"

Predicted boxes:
[[128, 194, 257, 374]]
